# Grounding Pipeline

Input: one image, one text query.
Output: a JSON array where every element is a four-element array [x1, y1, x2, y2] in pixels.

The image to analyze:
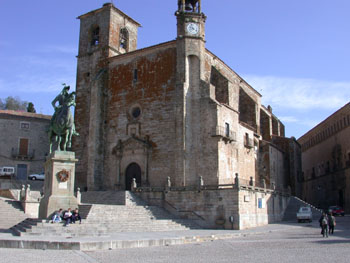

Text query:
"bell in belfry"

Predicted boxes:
[[185, 2, 193, 11], [178, 0, 199, 12]]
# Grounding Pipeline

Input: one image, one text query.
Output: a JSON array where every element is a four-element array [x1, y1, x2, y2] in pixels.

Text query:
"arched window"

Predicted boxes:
[[120, 28, 129, 51], [91, 26, 100, 46]]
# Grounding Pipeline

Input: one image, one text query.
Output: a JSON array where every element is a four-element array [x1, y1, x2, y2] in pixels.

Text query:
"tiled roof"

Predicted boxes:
[[0, 110, 51, 120]]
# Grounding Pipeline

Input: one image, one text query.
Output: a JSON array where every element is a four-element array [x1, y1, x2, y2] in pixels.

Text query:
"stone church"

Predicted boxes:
[[73, 1, 300, 229]]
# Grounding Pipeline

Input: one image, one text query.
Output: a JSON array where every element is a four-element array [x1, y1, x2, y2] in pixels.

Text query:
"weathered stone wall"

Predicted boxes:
[[237, 125, 257, 183], [203, 52, 261, 185], [271, 136, 302, 196], [238, 188, 289, 229], [260, 107, 272, 141], [105, 43, 178, 189], [269, 145, 286, 190], [0, 111, 50, 178], [139, 188, 239, 229], [138, 186, 289, 230]]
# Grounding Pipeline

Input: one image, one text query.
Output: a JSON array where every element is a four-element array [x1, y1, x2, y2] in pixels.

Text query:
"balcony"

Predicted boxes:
[[244, 138, 254, 148], [11, 148, 35, 160], [212, 126, 236, 142]]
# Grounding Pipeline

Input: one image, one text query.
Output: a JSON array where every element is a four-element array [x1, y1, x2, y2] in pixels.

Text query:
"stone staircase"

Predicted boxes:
[[11, 191, 200, 237], [283, 196, 323, 221], [0, 197, 29, 231], [80, 191, 127, 205]]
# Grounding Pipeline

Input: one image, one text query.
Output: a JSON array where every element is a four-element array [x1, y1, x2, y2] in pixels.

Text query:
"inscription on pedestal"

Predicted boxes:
[[58, 182, 68, 189]]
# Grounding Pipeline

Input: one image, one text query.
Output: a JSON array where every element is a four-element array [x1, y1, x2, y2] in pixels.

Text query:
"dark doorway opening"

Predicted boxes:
[[125, 163, 141, 190], [17, 164, 27, 180]]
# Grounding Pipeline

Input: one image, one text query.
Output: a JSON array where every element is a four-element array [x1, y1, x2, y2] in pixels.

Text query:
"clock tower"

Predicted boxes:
[[175, 0, 206, 84], [175, 0, 207, 186], [175, 0, 206, 51]]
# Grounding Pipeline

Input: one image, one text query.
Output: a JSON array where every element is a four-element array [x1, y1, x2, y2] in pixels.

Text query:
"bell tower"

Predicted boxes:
[[77, 2, 140, 59], [74, 3, 141, 190], [176, 0, 205, 42], [175, 0, 206, 84], [175, 0, 207, 187]]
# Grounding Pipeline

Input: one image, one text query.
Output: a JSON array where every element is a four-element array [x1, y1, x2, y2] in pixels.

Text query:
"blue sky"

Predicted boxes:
[[0, 0, 349, 139]]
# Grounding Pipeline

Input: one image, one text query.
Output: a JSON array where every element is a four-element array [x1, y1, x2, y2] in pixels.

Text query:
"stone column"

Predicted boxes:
[[39, 151, 78, 219]]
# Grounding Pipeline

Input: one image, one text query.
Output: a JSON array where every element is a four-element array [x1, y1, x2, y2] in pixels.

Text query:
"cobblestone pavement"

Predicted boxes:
[[1, 216, 349, 263]]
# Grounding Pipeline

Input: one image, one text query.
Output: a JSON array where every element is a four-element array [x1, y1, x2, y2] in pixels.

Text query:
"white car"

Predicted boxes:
[[296, 206, 313, 223], [0, 166, 15, 177], [28, 172, 45, 181]]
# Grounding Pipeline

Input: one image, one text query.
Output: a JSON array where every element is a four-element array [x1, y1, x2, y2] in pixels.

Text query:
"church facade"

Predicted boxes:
[[73, 1, 300, 229]]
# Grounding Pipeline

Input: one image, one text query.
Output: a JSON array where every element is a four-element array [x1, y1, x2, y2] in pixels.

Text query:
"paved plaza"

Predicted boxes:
[[0, 216, 349, 263]]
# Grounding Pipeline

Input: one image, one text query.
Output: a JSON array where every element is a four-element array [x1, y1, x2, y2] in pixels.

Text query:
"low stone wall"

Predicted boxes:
[[138, 185, 290, 230], [238, 187, 289, 229]]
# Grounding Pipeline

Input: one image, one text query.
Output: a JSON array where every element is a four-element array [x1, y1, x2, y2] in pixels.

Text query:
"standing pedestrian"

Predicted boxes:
[[319, 212, 329, 238], [328, 212, 336, 235]]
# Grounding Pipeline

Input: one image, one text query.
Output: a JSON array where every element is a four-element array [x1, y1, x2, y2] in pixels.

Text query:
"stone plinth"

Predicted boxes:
[[39, 151, 78, 219]]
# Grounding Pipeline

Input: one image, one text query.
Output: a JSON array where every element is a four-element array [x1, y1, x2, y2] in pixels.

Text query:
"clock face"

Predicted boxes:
[[186, 23, 199, 35]]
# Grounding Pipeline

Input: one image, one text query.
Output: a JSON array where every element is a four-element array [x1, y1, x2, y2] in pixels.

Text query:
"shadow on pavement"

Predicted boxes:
[[313, 239, 350, 244], [0, 228, 12, 234]]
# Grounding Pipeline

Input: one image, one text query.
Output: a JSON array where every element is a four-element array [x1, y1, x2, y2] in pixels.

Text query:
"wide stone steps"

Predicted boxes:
[[81, 191, 127, 205], [11, 191, 200, 237], [0, 197, 29, 229], [12, 220, 193, 237]]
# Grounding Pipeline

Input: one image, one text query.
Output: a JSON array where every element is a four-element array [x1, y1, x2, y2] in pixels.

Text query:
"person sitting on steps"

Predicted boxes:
[[72, 208, 81, 224], [63, 208, 73, 226], [51, 208, 63, 223]]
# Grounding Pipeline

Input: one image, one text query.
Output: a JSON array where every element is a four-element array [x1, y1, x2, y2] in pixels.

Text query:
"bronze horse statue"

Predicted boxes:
[[48, 92, 77, 153]]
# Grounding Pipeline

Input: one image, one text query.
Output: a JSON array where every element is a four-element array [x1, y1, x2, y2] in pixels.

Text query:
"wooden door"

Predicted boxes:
[[19, 138, 29, 156]]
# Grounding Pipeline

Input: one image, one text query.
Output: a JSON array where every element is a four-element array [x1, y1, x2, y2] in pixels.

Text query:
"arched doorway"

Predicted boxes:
[[125, 163, 141, 190]]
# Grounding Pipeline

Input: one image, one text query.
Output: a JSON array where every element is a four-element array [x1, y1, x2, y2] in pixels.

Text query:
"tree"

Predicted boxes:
[[0, 96, 28, 111], [0, 98, 4, 110], [27, 102, 36, 113]]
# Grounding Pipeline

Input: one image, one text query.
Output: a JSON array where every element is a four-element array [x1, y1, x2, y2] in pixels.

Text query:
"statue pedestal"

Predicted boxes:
[[39, 151, 78, 219]]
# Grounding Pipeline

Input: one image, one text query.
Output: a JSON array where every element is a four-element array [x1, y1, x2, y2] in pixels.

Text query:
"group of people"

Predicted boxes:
[[318, 212, 336, 238], [52, 208, 81, 226]]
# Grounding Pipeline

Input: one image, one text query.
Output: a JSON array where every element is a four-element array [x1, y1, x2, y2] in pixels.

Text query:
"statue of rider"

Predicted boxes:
[[51, 84, 70, 114], [50, 84, 79, 136]]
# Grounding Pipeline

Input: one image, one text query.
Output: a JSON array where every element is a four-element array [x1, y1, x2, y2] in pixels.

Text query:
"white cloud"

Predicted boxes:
[[279, 116, 298, 123], [38, 45, 77, 55], [243, 75, 350, 111]]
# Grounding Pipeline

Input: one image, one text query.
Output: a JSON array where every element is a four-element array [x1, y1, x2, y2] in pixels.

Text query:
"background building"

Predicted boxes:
[[0, 110, 50, 180], [298, 103, 350, 213]]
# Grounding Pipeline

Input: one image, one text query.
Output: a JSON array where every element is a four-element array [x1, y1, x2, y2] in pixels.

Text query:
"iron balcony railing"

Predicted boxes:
[[11, 148, 35, 160], [244, 138, 254, 148], [212, 126, 237, 141]]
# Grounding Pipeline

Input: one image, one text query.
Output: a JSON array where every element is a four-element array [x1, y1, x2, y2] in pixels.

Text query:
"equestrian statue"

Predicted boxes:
[[48, 84, 79, 153]]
